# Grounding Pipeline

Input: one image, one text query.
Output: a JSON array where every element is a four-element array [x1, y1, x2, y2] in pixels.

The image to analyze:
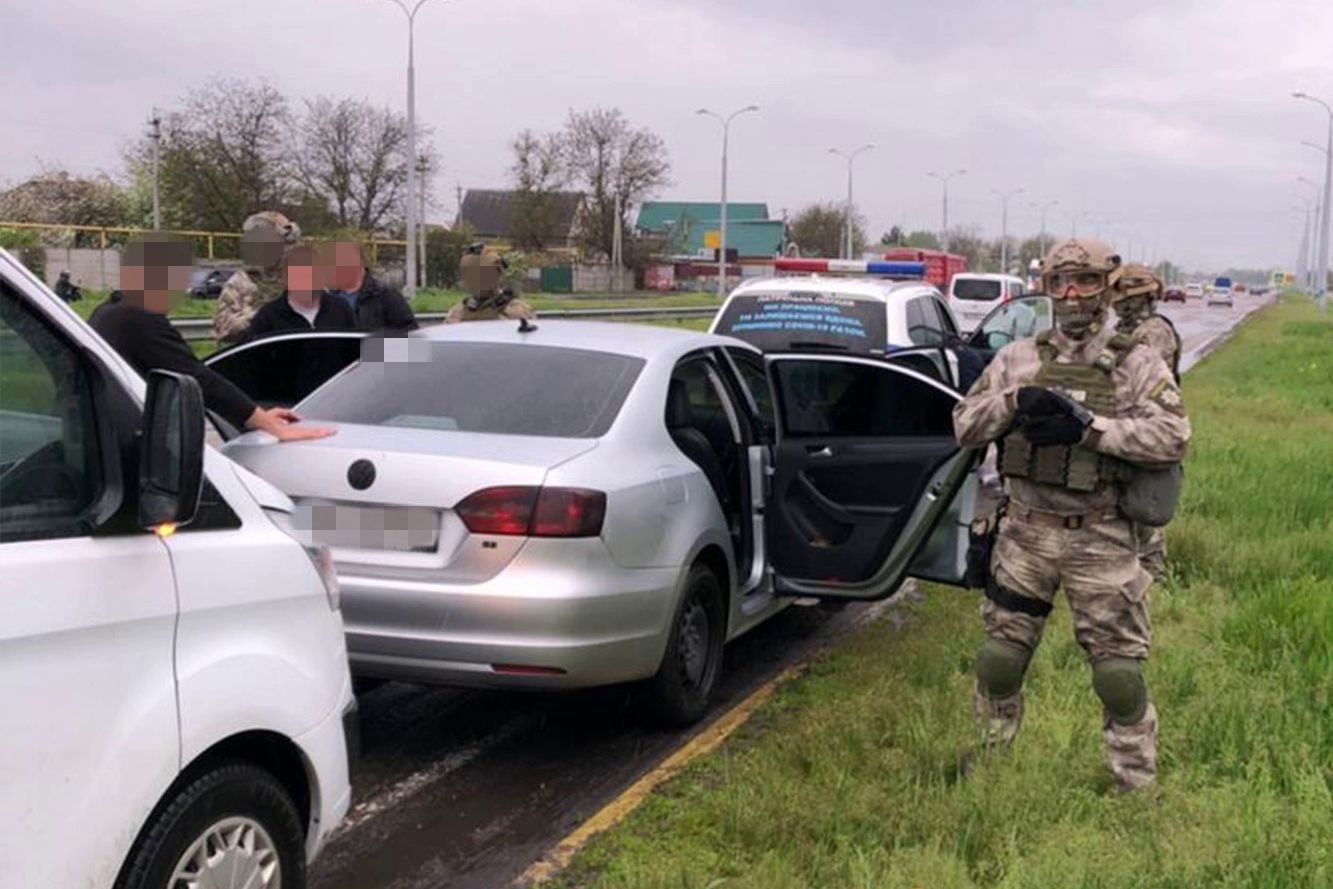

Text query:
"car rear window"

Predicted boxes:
[[714, 292, 887, 354], [951, 279, 1003, 301], [298, 342, 644, 438]]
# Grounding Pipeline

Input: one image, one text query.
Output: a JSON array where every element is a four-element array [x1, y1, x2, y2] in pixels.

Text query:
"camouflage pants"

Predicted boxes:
[[975, 510, 1158, 790], [1137, 524, 1167, 582]]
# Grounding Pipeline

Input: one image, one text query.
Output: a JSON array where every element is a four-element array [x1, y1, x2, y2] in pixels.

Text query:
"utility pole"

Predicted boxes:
[[830, 144, 874, 259], [611, 191, 623, 293], [416, 153, 429, 286], [148, 109, 162, 230], [1031, 199, 1059, 258], [927, 169, 966, 252], [993, 187, 1025, 274], [696, 105, 759, 298]]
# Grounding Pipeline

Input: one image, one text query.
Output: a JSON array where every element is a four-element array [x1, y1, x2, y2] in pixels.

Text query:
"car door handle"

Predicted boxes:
[[806, 446, 833, 458]]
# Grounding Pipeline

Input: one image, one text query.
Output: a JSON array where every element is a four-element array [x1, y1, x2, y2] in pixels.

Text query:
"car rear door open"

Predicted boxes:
[[763, 355, 978, 600]]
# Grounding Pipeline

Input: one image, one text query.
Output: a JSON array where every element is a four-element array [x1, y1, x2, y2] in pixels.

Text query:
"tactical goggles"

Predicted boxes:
[[1045, 270, 1108, 296]]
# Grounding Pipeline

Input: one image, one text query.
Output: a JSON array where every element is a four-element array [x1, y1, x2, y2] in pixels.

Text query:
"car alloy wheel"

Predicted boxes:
[[169, 816, 281, 889]]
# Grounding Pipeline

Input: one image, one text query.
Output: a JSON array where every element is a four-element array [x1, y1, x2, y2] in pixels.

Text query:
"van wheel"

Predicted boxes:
[[648, 563, 725, 727], [116, 762, 305, 889]]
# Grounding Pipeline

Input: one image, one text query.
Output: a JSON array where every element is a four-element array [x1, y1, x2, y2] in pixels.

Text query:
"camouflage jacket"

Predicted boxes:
[[213, 267, 285, 346], [952, 319, 1191, 513], [445, 297, 536, 324], [1132, 314, 1181, 381]]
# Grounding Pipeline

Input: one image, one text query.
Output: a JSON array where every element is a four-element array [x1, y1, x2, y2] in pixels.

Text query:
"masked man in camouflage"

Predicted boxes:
[[953, 238, 1191, 792], [1113, 264, 1183, 581], [445, 244, 535, 323], [213, 211, 301, 346]]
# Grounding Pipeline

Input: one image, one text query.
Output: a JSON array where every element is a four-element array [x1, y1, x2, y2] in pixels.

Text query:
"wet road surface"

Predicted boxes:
[[310, 295, 1268, 889]]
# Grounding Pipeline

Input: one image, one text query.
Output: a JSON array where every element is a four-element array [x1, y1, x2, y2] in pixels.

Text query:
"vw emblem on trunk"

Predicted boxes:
[[347, 459, 376, 491]]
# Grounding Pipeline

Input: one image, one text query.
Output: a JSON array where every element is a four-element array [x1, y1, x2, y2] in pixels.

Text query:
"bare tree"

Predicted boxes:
[[295, 97, 425, 233], [560, 108, 670, 259], [124, 79, 294, 232], [0, 168, 130, 237], [508, 129, 567, 250]]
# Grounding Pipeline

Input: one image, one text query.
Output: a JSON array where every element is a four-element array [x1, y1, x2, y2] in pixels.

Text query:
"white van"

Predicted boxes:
[[946, 273, 1027, 333], [0, 250, 354, 889]]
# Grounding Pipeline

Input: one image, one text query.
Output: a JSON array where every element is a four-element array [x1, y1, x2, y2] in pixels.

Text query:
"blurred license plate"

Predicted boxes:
[[295, 502, 441, 552]]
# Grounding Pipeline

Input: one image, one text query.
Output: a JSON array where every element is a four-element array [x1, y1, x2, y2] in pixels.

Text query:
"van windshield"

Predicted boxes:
[[714, 292, 887, 354], [952, 279, 1003, 301]]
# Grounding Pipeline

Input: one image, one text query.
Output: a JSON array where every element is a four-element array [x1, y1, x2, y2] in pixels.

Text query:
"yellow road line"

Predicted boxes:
[[518, 662, 805, 886]]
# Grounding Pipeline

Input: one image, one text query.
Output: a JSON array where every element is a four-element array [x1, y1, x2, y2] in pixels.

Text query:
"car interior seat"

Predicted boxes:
[[666, 379, 730, 511]]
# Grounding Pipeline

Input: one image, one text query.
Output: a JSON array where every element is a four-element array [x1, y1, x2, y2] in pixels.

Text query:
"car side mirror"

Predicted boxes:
[[139, 370, 206, 531]]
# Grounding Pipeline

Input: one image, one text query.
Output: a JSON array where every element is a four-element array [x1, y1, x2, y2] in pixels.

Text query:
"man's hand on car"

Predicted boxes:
[[246, 406, 336, 442]]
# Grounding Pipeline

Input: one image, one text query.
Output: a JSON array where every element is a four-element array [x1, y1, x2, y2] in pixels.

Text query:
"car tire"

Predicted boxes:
[[647, 562, 726, 728], [115, 762, 306, 889]]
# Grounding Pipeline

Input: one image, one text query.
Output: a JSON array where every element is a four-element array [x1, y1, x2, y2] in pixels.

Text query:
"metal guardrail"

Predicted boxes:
[[170, 305, 720, 341]]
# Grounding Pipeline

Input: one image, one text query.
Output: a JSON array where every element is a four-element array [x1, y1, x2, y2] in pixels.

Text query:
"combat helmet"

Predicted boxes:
[[242, 210, 301, 244], [1040, 237, 1123, 300], [1112, 263, 1163, 303], [459, 243, 506, 299]]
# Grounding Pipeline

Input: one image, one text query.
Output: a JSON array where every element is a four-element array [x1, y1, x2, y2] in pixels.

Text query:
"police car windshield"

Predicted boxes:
[[715, 291, 887, 354]]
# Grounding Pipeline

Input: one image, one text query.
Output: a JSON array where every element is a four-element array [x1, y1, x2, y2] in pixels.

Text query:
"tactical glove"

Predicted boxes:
[[1015, 386, 1069, 418], [1023, 413, 1090, 446]]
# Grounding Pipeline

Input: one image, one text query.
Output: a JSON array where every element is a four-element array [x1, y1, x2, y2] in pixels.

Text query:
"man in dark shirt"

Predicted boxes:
[[330, 240, 419, 333], [91, 234, 333, 443], [246, 244, 356, 339]]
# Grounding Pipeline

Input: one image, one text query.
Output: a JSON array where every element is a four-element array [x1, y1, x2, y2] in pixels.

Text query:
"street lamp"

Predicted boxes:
[[1298, 175, 1321, 291], [1293, 90, 1333, 311], [379, 0, 440, 299], [926, 169, 966, 252], [697, 105, 759, 299], [1030, 199, 1059, 257], [830, 144, 874, 259], [992, 187, 1025, 274]]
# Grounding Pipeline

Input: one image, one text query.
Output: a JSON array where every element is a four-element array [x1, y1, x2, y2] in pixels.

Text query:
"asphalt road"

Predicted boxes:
[[309, 295, 1269, 889]]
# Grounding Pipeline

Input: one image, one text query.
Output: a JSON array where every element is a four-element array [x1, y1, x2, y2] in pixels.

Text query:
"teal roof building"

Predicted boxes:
[[635, 201, 782, 258]]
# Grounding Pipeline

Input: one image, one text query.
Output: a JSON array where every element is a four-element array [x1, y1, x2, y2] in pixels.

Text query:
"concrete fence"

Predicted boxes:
[[41, 248, 120, 290]]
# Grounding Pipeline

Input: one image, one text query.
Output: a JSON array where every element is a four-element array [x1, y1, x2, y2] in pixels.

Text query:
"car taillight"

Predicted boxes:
[[455, 486, 606, 538]]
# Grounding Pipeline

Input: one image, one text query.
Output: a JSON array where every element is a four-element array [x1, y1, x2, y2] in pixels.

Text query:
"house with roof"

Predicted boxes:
[[635, 201, 785, 259], [456, 188, 586, 249]]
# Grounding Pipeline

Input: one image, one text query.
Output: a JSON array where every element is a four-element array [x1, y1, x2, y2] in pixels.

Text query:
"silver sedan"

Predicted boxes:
[[215, 321, 976, 724]]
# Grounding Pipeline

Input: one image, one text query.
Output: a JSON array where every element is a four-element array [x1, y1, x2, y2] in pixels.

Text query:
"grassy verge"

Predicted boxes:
[[557, 297, 1333, 889]]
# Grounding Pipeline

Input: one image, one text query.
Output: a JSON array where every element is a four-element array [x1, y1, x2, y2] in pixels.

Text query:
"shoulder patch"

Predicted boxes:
[[1150, 379, 1185, 414]]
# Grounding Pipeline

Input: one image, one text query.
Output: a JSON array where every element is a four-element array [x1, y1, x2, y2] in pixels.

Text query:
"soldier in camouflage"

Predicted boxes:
[[212, 211, 301, 346], [445, 244, 535, 323], [1113, 264, 1183, 581], [953, 238, 1191, 792]]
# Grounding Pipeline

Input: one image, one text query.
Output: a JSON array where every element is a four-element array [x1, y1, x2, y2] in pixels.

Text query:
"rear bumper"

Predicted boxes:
[[338, 539, 682, 690]]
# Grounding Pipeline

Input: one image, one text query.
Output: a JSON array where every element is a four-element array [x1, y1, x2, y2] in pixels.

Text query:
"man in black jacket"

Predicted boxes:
[[246, 244, 356, 338], [91, 234, 333, 443], [330, 240, 419, 333]]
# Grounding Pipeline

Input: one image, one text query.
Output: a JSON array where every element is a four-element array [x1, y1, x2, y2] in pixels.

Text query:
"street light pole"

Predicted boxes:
[[1030, 199, 1058, 257], [1298, 175, 1321, 291], [1294, 91, 1333, 311], [148, 109, 162, 230], [382, 0, 437, 299], [926, 169, 966, 252], [992, 187, 1025, 274], [697, 105, 759, 299], [830, 144, 874, 259]]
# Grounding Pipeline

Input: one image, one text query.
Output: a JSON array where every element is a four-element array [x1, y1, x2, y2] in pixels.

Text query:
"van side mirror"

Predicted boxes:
[[139, 370, 205, 530]]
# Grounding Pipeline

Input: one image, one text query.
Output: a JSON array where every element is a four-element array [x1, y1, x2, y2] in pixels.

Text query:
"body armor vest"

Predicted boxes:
[[999, 331, 1135, 491]]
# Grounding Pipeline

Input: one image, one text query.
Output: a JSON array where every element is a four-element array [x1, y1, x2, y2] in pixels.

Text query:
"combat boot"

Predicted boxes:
[[973, 683, 1024, 751], [1104, 702, 1158, 792]]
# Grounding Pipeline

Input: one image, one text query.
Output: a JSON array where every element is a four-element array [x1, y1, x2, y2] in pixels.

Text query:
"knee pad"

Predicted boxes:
[[1092, 657, 1148, 724], [975, 638, 1032, 699]]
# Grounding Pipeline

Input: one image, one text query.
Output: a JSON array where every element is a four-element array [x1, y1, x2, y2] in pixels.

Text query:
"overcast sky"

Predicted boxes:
[[6, 0, 1333, 271]]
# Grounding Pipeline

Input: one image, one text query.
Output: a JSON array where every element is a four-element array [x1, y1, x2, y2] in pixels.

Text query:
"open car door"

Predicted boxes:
[[203, 331, 367, 435], [965, 294, 1052, 364], [763, 354, 978, 600]]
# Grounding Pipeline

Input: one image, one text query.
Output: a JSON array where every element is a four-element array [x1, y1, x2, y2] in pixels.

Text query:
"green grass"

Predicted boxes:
[[557, 296, 1333, 889]]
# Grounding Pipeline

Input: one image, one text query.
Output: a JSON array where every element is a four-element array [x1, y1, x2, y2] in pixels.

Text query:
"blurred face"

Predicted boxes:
[[119, 239, 193, 313], [239, 228, 286, 271], [333, 242, 365, 291], [286, 256, 319, 298]]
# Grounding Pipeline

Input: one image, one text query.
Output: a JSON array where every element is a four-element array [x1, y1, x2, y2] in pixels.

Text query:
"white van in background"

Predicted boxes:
[[946, 273, 1027, 333], [0, 249, 355, 889]]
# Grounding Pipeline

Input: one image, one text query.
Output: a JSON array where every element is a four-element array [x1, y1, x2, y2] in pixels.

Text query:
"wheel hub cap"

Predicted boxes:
[[170, 816, 281, 889], [679, 600, 710, 687]]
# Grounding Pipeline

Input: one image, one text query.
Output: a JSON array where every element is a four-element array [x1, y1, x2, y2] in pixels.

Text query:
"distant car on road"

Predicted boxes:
[[215, 321, 979, 726], [1184, 283, 1205, 299], [944, 273, 1028, 334], [1162, 287, 1186, 303], [188, 266, 236, 299], [1207, 286, 1234, 308]]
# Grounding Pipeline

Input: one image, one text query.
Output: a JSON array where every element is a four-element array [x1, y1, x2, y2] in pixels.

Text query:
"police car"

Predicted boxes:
[[710, 258, 1052, 390]]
